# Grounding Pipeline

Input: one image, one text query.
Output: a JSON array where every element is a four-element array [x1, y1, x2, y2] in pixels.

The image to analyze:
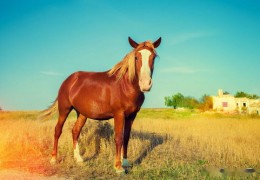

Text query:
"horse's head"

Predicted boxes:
[[129, 37, 161, 92]]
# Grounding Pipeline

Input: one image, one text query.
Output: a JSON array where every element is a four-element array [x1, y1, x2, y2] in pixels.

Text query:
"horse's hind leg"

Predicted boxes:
[[50, 106, 72, 164], [72, 113, 87, 163]]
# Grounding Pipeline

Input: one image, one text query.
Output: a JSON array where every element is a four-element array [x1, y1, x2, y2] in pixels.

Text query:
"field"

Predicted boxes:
[[0, 109, 259, 179]]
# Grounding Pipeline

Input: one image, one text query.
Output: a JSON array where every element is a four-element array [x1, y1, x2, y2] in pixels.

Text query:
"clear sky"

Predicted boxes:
[[0, 0, 260, 110]]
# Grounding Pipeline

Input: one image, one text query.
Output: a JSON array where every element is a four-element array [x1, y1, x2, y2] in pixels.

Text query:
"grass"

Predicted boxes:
[[0, 109, 259, 179]]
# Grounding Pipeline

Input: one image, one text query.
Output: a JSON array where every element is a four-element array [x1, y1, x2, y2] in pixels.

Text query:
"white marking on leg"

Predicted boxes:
[[50, 156, 57, 164], [74, 143, 84, 163]]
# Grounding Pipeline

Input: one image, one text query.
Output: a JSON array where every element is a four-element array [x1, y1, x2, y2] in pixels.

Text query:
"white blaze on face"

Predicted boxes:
[[138, 49, 153, 92], [139, 49, 152, 76]]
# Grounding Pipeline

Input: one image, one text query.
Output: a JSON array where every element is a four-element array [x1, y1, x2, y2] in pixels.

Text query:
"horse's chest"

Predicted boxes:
[[123, 96, 144, 116], [124, 105, 139, 116]]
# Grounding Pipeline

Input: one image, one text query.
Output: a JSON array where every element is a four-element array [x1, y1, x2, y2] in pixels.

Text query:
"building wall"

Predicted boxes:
[[212, 96, 236, 112], [212, 89, 236, 112], [235, 98, 250, 113]]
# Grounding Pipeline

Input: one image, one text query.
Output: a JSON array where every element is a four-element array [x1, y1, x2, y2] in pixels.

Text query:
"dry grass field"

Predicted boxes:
[[0, 109, 259, 179]]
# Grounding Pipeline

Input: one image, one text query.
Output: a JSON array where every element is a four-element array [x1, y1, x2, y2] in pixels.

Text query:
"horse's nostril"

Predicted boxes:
[[149, 79, 152, 85]]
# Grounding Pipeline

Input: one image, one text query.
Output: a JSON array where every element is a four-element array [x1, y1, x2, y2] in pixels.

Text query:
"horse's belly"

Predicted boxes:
[[75, 101, 113, 120], [86, 112, 113, 120]]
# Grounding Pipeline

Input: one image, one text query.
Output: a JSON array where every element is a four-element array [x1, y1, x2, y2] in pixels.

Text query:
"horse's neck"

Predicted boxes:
[[120, 74, 142, 96]]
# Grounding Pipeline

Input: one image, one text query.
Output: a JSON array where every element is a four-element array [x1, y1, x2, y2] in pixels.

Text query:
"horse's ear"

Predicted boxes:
[[128, 37, 139, 48], [153, 37, 161, 48]]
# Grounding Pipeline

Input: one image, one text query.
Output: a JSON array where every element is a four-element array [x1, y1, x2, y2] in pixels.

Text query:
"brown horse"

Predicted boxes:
[[41, 37, 161, 173]]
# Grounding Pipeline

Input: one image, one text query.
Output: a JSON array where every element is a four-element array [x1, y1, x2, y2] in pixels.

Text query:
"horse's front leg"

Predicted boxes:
[[122, 113, 136, 168], [113, 113, 125, 173]]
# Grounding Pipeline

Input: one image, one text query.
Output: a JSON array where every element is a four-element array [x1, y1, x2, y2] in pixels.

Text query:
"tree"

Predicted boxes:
[[172, 93, 185, 109], [234, 91, 260, 99], [164, 93, 199, 109], [164, 96, 173, 107], [164, 92, 184, 109], [251, 94, 260, 99], [199, 94, 213, 111], [235, 91, 248, 98], [182, 96, 199, 109]]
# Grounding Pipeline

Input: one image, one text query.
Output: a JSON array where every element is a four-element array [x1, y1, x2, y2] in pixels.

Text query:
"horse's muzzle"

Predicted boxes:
[[139, 77, 153, 92]]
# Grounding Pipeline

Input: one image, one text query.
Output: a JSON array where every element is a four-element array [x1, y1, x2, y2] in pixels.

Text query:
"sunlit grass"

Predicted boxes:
[[0, 109, 259, 179]]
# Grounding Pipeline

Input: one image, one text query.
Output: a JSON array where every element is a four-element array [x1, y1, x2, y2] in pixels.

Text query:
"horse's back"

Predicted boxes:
[[59, 71, 112, 94]]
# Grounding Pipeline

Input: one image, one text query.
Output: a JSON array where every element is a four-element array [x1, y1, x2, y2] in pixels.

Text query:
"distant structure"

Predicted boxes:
[[212, 89, 260, 114]]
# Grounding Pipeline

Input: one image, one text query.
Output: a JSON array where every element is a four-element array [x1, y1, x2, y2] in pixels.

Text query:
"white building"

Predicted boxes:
[[212, 89, 260, 114]]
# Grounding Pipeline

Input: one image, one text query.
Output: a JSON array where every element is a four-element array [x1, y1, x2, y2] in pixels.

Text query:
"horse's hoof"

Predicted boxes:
[[122, 158, 132, 168], [75, 159, 84, 166], [50, 157, 57, 165], [75, 158, 84, 163]]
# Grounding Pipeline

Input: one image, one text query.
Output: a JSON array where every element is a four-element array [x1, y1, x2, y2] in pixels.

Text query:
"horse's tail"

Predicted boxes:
[[38, 98, 58, 120]]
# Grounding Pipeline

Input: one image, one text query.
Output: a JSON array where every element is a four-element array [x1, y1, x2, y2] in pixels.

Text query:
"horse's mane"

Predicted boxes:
[[108, 41, 156, 82], [108, 50, 136, 82]]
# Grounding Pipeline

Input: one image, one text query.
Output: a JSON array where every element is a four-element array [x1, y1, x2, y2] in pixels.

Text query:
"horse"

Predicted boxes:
[[41, 37, 161, 173]]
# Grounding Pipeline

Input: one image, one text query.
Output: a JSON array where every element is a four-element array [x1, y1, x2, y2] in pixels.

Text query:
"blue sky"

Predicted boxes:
[[0, 0, 260, 110]]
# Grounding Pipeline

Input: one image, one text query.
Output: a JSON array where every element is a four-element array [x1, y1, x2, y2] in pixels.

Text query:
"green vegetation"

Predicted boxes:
[[164, 92, 200, 109], [164, 93, 212, 111], [137, 108, 195, 120], [234, 91, 260, 99]]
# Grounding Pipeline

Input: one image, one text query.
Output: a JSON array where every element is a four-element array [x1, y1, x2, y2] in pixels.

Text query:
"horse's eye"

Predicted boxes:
[[135, 57, 138, 61]]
